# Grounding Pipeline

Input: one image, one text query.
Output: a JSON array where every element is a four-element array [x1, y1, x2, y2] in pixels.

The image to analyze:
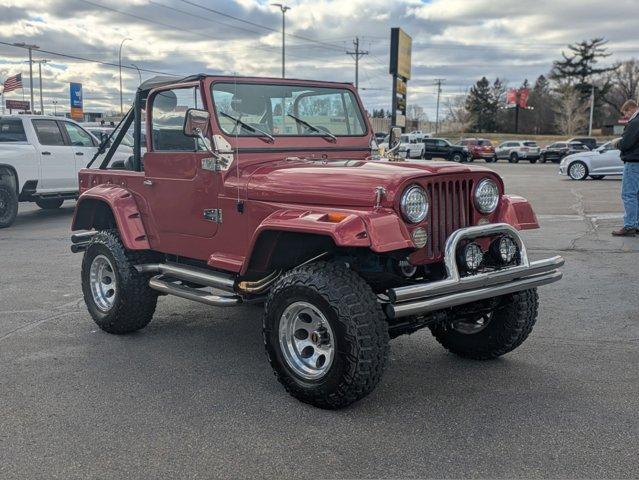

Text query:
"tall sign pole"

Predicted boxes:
[[389, 28, 412, 133]]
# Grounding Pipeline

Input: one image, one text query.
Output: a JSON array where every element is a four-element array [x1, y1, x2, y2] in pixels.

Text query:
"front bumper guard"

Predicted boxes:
[[384, 223, 564, 319]]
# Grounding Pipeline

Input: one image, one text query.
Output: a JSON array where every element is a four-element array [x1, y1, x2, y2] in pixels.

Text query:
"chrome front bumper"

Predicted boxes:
[[384, 223, 564, 319]]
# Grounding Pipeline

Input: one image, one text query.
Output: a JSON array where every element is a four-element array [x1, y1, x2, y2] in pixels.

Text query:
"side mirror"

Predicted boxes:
[[183, 108, 210, 138]]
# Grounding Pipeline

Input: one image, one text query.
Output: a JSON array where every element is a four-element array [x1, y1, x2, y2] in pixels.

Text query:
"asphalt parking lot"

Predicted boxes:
[[1, 162, 637, 479]]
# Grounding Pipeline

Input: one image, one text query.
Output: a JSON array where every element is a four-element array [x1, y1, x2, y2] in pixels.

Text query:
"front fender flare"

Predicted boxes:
[[496, 195, 539, 230], [72, 185, 150, 250], [242, 208, 413, 274]]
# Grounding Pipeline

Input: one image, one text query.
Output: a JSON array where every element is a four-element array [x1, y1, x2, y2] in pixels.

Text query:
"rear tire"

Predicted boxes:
[[430, 289, 539, 360], [35, 198, 64, 209], [0, 184, 18, 228], [81, 230, 158, 334], [451, 152, 463, 163], [529, 158, 538, 164], [263, 261, 389, 409]]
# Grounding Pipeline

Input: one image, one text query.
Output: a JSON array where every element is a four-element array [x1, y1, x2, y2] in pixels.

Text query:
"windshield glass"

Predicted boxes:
[[212, 83, 366, 137]]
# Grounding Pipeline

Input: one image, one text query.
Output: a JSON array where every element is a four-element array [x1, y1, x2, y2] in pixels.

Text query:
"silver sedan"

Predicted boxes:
[[558, 141, 623, 180]]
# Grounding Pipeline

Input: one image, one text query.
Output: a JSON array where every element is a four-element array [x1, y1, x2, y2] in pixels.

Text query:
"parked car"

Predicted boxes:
[[495, 140, 541, 163], [422, 137, 470, 162], [69, 74, 563, 409], [380, 133, 425, 158], [559, 141, 623, 180], [374, 131, 387, 142], [567, 137, 598, 151], [0, 115, 130, 228], [459, 138, 497, 162], [540, 141, 589, 163]]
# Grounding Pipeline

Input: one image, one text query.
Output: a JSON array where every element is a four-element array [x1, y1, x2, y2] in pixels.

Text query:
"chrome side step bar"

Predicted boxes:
[[136, 262, 236, 292], [149, 277, 241, 307]]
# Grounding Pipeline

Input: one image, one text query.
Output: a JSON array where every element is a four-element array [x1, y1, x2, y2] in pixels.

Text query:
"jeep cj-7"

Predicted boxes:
[[70, 75, 564, 409]]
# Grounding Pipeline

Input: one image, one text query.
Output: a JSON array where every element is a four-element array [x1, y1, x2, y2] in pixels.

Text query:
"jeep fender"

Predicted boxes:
[[496, 195, 539, 230], [242, 208, 413, 274], [72, 185, 150, 250]]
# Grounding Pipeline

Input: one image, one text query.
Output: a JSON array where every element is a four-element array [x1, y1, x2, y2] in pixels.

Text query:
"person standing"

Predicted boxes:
[[612, 99, 639, 236]]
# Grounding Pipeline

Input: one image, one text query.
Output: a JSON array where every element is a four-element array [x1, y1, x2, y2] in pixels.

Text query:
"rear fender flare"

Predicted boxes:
[[72, 185, 150, 250]]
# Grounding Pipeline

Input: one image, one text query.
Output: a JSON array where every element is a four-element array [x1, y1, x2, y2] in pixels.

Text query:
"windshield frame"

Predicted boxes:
[[210, 80, 369, 139]]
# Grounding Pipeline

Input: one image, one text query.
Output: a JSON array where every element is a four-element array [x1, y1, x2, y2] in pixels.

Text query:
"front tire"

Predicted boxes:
[[81, 230, 158, 334], [430, 289, 539, 360], [540, 154, 547, 163], [35, 198, 64, 209], [568, 161, 589, 180], [451, 152, 463, 163], [263, 261, 389, 409], [0, 184, 19, 228], [508, 153, 519, 163], [590, 175, 605, 180]]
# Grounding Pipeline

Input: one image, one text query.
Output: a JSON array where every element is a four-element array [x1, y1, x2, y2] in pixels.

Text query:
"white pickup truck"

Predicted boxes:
[[0, 115, 131, 228]]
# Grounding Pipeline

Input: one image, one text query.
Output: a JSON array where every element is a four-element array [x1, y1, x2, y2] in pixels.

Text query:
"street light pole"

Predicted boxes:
[[118, 38, 131, 115], [13, 42, 39, 113], [33, 59, 49, 115], [588, 84, 595, 136], [52, 100, 58, 116], [271, 3, 291, 78], [130, 64, 142, 85]]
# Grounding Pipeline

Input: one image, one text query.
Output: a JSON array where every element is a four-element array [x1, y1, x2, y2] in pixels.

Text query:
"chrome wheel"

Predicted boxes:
[[569, 162, 587, 180], [278, 301, 335, 380], [89, 254, 117, 312], [452, 313, 492, 335]]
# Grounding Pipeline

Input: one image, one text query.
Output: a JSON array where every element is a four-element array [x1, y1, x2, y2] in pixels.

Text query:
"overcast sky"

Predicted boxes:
[[1, 0, 637, 117]]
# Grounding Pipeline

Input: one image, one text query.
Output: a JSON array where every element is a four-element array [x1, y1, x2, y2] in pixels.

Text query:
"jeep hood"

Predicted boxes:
[[247, 159, 492, 207]]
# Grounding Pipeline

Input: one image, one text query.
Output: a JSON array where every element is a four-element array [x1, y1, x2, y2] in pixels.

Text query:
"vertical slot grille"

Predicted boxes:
[[426, 179, 473, 259]]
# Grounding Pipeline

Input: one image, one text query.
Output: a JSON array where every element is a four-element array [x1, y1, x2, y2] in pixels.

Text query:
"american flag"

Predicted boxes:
[[3, 74, 23, 93]]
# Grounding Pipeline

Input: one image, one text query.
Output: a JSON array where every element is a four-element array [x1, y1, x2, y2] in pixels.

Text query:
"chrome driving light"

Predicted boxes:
[[411, 227, 428, 248], [491, 235, 518, 264], [474, 178, 499, 213], [401, 185, 429, 223], [460, 242, 483, 271]]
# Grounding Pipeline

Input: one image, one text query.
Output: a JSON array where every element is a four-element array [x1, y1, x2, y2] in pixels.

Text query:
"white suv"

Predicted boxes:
[[495, 140, 541, 164]]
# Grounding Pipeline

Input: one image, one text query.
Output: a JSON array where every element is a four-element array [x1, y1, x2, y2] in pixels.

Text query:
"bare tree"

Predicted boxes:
[[444, 94, 469, 132], [554, 86, 588, 135], [603, 59, 639, 115]]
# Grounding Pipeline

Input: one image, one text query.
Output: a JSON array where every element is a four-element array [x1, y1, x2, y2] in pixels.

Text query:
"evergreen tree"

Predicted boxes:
[[465, 77, 497, 132]]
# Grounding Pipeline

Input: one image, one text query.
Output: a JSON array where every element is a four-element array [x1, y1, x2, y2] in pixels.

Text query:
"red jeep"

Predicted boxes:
[[71, 75, 563, 409]]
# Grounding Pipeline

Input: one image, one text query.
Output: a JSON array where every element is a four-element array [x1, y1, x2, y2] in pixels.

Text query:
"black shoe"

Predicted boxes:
[[611, 227, 637, 237]]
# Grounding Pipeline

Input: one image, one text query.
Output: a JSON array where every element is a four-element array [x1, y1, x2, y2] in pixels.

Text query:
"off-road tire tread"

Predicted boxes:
[[430, 289, 539, 360], [82, 229, 158, 334], [0, 184, 18, 228], [263, 261, 390, 409]]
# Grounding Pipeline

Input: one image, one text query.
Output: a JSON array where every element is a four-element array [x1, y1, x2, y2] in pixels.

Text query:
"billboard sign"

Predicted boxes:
[[389, 28, 412, 80], [5, 99, 30, 111], [507, 87, 529, 109], [70, 82, 83, 120]]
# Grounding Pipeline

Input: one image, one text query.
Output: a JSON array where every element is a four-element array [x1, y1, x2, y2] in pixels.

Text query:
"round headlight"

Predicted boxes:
[[474, 178, 499, 213], [401, 185, 429, 223]]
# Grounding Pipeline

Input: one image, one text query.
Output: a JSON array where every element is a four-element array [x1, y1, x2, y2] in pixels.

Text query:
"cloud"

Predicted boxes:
[[0, 0, 636, 118]]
